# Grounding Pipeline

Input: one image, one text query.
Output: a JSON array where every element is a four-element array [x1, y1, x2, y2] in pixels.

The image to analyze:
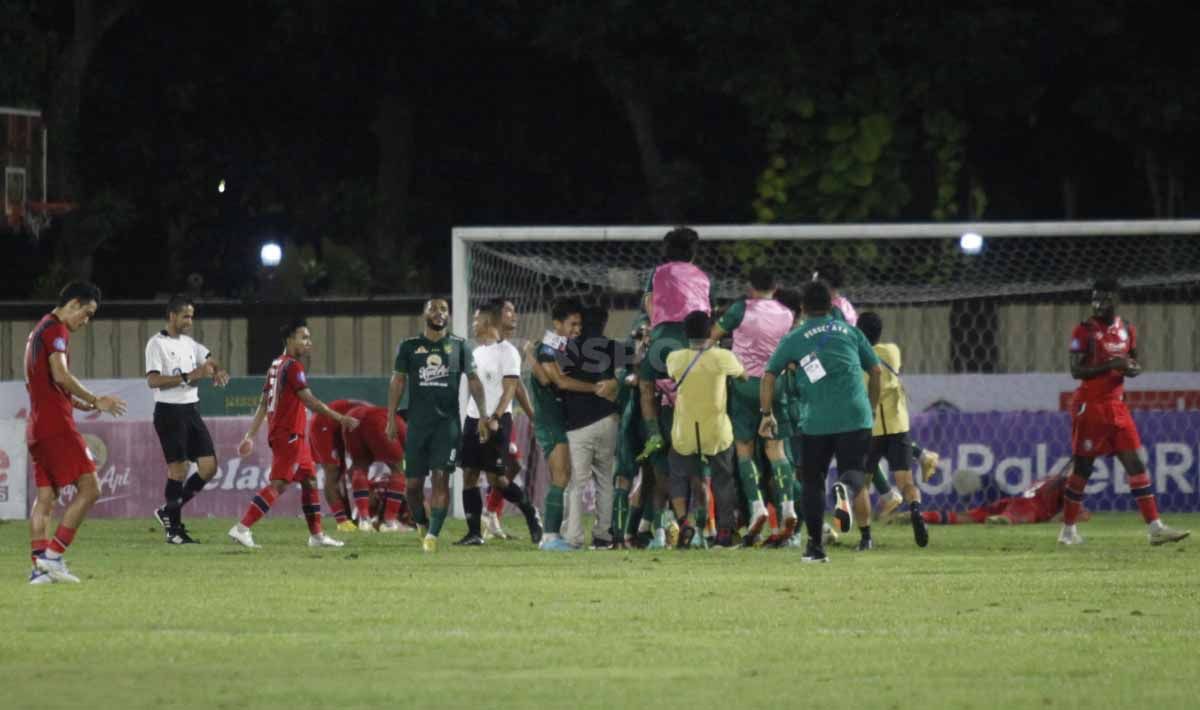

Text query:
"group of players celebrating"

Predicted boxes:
[[21, 228, 1189, 582]]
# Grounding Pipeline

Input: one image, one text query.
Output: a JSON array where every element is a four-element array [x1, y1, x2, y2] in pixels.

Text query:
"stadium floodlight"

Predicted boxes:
[[260, 241, 282, 268], [960, 232, 984, 254]]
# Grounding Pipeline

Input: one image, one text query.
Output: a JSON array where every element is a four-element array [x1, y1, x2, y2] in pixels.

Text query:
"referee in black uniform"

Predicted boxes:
[[145, 295, 230, 543]]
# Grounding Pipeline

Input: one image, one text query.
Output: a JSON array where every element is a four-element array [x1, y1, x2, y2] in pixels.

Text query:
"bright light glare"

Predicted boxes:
[[960, 232, 983, 255], [218, 179, 226, 193], [260, 242, 282, 267]]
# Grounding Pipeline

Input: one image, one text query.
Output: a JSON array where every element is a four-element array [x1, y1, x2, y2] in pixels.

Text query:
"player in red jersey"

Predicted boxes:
[[342, 404, 411, 532], [228, 319, 360, 549], [921, 470, 1089, 525], [26, 282, 128, 584], [309, 398, 370, 532], [1059, 279, 1188, 546]]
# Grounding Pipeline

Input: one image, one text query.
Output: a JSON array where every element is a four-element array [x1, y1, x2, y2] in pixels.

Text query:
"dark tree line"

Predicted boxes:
[[2, 0, 1197, 299]]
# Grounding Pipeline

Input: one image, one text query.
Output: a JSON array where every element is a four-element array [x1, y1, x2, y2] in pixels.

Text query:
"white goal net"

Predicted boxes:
[[453, 222, 1200, 514]]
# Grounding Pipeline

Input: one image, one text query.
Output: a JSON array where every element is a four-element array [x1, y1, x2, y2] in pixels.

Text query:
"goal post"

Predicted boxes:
[[452, 220, 1200, 513]]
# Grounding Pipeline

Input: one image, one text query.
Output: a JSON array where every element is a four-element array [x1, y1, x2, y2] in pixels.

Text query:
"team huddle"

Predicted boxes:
[[21, 229, 1190, 582]]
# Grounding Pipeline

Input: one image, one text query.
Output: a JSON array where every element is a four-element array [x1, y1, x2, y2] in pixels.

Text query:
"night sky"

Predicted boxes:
[[2, 1, 1198, 299]]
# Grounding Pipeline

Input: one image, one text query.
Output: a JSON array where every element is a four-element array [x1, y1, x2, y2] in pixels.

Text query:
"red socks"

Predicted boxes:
[[301, 486, 323, 535], [31, 538, 48, 564], [48, 526, 77, 556], [240, 486, 279, 528], [1127, 471, 1160, 524], [351, 469, 372, 521], [384, 473, 407, 523], [1063, 473, 1088, 525], [486, 487, 505, 515], [921, 511, 960, 524]]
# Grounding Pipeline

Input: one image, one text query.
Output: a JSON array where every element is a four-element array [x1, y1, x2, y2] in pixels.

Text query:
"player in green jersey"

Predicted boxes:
[[386, 298, 486, 553]]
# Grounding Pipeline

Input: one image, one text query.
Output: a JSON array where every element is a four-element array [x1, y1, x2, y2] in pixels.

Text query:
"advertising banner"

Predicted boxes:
[[4, 410, 1197, 518]]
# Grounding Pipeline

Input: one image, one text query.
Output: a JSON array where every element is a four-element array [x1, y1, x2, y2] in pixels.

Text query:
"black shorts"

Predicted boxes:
[[153, 402, 216, 464], [461, 413, 513, 474], [801, 428, 872, 494], [867, 432, 912, 475]]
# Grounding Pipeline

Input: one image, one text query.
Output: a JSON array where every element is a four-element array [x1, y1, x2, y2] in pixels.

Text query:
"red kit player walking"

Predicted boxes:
[[229, 319, 360, 549], [1059, 279, 1188, 546], [26, 282, 128, 584]]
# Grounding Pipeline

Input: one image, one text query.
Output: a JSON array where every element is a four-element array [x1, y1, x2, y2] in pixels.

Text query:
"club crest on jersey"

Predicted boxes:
[[1117, 328, 1128, 342], [1083, 439, 1093, 452]]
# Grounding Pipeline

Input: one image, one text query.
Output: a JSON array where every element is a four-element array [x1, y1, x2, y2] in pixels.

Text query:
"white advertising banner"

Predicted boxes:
[[0, 419, 28, 519]]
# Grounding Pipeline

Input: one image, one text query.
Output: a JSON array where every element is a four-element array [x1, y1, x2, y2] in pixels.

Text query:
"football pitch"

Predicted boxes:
[[2, 513, 1196, 710]]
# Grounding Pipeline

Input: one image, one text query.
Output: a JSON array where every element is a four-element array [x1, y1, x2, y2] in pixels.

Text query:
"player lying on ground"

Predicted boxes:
[[27, 282, 128, 584], [146, 294, 231, 545], [229, 319, 359, 549], [921, 469, 1090, 525], [1059, 278, 1188, 547]]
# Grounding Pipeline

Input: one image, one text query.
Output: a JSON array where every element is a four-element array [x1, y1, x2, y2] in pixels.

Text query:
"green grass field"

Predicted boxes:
[[2, 513, 1196, 710]]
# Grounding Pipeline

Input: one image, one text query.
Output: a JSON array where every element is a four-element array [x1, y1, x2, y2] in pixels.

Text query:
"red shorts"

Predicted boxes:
[[269, 434, 316, 482], [29, 430, 96, 489], [308, 414, 344, 467], [346, 424, 405, 468], [1071, 399, 1141, 457]]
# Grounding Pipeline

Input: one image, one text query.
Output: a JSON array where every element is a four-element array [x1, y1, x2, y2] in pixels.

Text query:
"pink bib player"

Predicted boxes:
[[732, 299, 794, 378], [651, 262, 710, 327]]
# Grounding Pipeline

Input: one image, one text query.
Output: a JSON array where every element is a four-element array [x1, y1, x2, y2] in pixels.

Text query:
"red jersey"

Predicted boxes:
[[1070, 316, 1135, 403], [1020, 472, 1068, 520], [264, 354, 309, 442], [24, 314, 75, 445]]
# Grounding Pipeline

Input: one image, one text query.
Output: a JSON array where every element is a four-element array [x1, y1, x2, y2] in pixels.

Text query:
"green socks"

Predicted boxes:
[[872, 466, 891, 495], [429, 507, 448, 537], [737, 456, 763, 508], [612, 487, 630, 541], [543, 484, 565, 537], [771, 459, 793, 510]]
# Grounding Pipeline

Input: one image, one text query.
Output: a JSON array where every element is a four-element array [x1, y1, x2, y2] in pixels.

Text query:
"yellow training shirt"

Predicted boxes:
[[667, 347, 745, 456], [870, 342, 909, 436]]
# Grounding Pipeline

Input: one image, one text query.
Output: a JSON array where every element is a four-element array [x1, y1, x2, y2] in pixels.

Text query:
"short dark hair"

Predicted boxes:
[[1092, 278, 1120, 294], [748, 266, 775, 292], [813, 262, 843, 289], [57, 281, 101, 307], [280, 317, 308, 344], [683, 310, 710, 340], [802, 281, 832, 314], [663, 226, 699, 262], [551, 297, 582, 323], [478, 297, 505, 325], [580, 305, 609, 337], [166, 293, 194, 316], [774, 287, 802, 315], [857, 311, 883, 345]]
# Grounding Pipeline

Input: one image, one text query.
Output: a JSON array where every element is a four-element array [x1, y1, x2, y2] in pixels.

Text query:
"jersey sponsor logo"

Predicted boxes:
[[1083, 438, 1093, 452], [1117, 328, 1128, 342], [1070, 338, 1081, 351], [419, 353, 449, 386], [415, 346, 428, 354], [297, 370, 307, 386], [52, 337, 67, 352]]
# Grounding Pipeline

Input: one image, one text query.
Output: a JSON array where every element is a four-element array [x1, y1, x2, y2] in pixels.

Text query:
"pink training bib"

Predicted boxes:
[[651, 262, 710, 327], [732, 298, 794, 377]]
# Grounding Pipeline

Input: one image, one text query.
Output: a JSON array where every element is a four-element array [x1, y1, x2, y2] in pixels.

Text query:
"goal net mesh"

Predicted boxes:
[[462, 227, 1200, 514]]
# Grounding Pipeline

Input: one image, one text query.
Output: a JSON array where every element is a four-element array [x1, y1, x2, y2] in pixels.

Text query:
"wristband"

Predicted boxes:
[[760, 409, 774, 416]]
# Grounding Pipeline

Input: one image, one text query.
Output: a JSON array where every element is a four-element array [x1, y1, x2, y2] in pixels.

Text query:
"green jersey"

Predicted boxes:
[[394, 334, 474, 420], [765, 314, 878, 436]]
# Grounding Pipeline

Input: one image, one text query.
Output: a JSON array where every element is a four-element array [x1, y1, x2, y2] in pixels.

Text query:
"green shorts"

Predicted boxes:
[[405, 416, 462, 477], [639, 322, 687, 382], [728, 377, 762, 442], [645, 405, 674, 475], [771, 379, 795, 441], [533, 414, 569, 460]]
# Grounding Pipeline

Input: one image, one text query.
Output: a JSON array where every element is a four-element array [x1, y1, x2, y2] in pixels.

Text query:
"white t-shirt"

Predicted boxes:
[[466, 340, 521, 419], [145, 331, 210, 405]]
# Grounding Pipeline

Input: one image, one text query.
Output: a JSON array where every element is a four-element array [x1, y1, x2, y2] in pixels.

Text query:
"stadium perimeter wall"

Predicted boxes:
[[1, 302, 1197, 379]]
